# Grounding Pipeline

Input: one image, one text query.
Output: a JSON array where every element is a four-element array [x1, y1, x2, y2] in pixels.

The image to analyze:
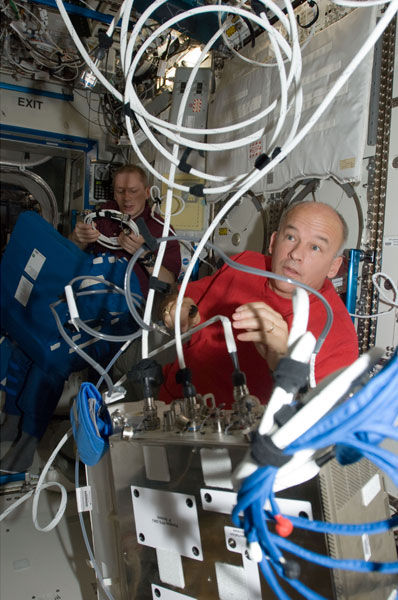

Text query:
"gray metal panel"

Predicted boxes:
[[319, 457, 398, 600], [87, 431, 334, 600]]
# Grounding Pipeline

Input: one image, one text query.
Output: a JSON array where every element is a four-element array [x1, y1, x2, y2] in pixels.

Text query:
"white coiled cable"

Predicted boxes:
[[83, 209, 140, 250]]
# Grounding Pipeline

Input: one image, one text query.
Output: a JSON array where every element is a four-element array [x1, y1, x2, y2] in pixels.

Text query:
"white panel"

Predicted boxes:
[[215, 562, 248, 600], [143, 445, 171, 482], [0, 73, 105, 143], [200, 488, 313, 519], [200, 447, 233, 489], [156, 548, 185, 588], [207, 8, 376, 193], [151, 583, 197, 600], [131, 486, 203, 560]]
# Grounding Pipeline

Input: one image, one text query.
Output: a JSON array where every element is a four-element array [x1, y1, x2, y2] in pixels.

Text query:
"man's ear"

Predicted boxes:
[[268, 231, 277, 254], [327, 255, 343, 279]]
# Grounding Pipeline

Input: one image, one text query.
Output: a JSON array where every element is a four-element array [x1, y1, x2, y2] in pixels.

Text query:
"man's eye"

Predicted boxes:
[[312, 245, 321, 252], [286, 234, 295, 241]]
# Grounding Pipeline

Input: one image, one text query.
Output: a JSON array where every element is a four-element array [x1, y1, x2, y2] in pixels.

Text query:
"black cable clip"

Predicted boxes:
[[254, 153, 271, 170], [127, 358, 163, 399], [272, 146, 282, 160], [98, 29, 114, 50], [297, 1, 319, 29], [149, 276, 171, 295], [176, 367, 197, 399], [250, 431, 290, 467], [189, 184, 205, 197], [251, 0, 265, 17], [176, 367, 193, 384], [178, 148, 193, 174], [272, 357, 309, 393], [123, 103, 141, 130]]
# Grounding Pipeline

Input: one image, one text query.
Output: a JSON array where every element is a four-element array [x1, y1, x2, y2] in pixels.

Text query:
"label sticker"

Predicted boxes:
[[340, 157, 356, 170], [14, 276, 33, 307], [24, 248, 46, 280], [384, 236, 398, 247], [362, 533, 371, 561], [76, 486, 93, 512], [361, 473, 381, 507]]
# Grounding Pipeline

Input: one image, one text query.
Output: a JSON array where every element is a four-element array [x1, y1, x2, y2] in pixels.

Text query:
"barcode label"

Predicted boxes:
[[362, 533, 371, 561], [76, 486, 93, 512]]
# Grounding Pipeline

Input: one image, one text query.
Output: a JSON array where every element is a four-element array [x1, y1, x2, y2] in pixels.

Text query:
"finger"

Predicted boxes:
[[235, 331, 267, 343], [232, 306, 276, 323], [118, 234, 138, 254], [232, 317, 277, 332], [234, 302, 282, 320]]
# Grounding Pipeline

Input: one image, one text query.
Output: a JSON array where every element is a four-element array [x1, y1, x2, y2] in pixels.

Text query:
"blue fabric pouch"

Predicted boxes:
[[70, 382, 113, 466]]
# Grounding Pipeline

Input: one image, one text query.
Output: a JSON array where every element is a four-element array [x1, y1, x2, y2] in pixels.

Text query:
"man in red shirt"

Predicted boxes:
[[160, 202, 358, 407]]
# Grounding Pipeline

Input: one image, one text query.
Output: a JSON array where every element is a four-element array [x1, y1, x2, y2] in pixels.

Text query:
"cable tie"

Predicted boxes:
[[128, 358, 164, 385], [98, 30, 113, 50], [123, 103, 141, 129], [251, 0, 265, 17], [273, 404, 297, 428], [178, 148, 193, 173], [176, 367, 193, 384], [189, 184, 205, 197], [272, 357, 309, 393], [175, 368, 197, 398], [272, 146, 282, 160], [124, 102, 133, 118], [250, 431, 290, 467], [254, 153, 271, 170], [148, 276, 170, 295], [178, 161, 192, 174], [232, 369, 247, 387]]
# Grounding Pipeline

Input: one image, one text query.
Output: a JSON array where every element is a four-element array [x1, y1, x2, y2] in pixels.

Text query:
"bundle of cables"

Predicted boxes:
[[83, 209, 140, 250], [232, 349, 398, 600]]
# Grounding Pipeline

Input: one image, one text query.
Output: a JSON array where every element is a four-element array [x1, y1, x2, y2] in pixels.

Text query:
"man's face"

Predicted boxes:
[[114, 171, 149, 218], [268, 203, 344, 298]]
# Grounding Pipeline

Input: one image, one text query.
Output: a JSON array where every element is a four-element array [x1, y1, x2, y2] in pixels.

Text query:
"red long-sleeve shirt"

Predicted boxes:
[[160, 251, 359, 407]]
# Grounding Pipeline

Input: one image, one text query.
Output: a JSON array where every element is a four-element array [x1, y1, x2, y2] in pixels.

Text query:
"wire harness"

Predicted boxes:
[[83, 209, 140, 250], [232, 348, 398, 599]]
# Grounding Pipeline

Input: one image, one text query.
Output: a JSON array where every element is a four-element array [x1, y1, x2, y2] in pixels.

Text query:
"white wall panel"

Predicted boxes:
[[207, 8, 376, 194]]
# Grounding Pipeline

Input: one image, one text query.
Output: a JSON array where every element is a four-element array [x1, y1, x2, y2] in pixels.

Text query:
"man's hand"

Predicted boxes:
[[70, 222, 100, 248], [118, 230, 146, 255], [162, 296, 201, 333], [231, 302, 288, 371]]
